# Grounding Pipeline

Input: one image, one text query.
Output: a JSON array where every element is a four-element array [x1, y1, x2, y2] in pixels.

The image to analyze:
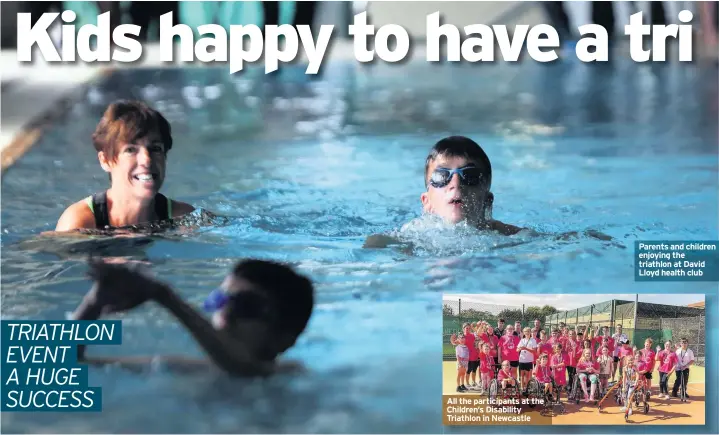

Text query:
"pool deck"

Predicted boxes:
[[0, 0, 550, 170], [0, 40, 367, 171]]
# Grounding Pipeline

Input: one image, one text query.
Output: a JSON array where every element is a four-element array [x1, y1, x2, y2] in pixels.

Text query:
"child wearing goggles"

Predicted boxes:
[[71, 257, 314, 376], [419, 136, 521, 234]]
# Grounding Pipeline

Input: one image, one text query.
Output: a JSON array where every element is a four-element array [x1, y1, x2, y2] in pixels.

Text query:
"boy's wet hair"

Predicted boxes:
[[231, 259, 314, 352], [93, 100, 173, 162], [424, 136, 492, 188]]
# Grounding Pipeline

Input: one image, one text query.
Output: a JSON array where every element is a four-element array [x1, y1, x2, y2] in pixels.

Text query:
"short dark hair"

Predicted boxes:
[[92, 100, 172, 162], [424, 136, 492, 188], [232, 260, 314, 352]]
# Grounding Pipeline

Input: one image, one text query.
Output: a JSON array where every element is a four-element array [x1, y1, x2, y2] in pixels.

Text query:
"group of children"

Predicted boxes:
[[450, 319, 690, 410]]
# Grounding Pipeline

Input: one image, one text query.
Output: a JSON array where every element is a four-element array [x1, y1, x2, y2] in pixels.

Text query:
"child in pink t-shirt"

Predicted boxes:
[[533, 353, 554, 398], [596, 345, 614, 392], [479, 343, 495, 391], [564, 331, 580, 388], [656, 340, 678, 399], [550, 343, 567, 398], [537, 330, 553, 362], [616, 340, 633, 379], [497, 360, 516, 391], [639, 338, 656, 392], [576, 349, 600, 402], [499, 326, 520, 378]]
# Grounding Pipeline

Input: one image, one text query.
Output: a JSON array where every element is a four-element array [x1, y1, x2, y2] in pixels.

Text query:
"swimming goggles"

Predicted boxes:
[[204, 288, 231, 312], [429, 166, 484, 188], [203, 288, 275, 321]]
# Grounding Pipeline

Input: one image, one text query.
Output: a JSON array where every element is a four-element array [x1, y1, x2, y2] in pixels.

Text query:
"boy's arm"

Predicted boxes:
[[153, 288, 273, 376], [75, 260, 273, 377]]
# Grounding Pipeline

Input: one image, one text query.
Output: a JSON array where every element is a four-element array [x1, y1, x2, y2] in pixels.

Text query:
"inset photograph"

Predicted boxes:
[[442, 293, 705, 425]]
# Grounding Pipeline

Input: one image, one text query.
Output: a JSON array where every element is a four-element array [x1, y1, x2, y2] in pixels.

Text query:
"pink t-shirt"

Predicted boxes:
[[465, 334, 479, 361], [499, 335, 520, 362], [639, 349, 656, 370], [534, 364, 552, 383], [617, 346, 633, 361], [635, 360, 648, 374], [478, 333, 491, 345], [480, 353, 495, 375], [576, 360, 599, 373], [595, 348, 611, 361], [497, 368, 513, 382], [537, 342, 553, 359], [593, 336, 615, 354], [550, 353, 567, 385], [489, 335, 499, 358], [658, 350, 678, 373], [564, 339, 580, 367]]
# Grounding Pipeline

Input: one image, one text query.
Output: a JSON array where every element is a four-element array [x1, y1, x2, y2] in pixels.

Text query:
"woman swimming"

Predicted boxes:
[[55, 100, 195, 232]]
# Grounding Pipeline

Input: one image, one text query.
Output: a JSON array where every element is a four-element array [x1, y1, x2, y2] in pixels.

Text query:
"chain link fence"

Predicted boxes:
[[442, 298, 558, 361], [544, 299, 705, 366], [443, 298, 705, 366]]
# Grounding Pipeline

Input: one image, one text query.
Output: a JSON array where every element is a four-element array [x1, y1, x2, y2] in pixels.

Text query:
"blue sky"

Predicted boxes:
[[442, 293, 705, 311]]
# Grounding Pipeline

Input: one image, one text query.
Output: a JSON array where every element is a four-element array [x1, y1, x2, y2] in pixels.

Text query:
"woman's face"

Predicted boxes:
[[665, 341, 672, 351], [644, 341, 652, 350], [101, 134, 167, 200], [583, 349, 591, 360]]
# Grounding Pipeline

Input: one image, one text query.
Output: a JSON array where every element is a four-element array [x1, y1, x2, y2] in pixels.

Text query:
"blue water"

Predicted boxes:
[[1, 57, 717, 433]]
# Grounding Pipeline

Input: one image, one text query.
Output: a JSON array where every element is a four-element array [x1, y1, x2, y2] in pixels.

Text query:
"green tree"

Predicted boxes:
[[497, 308, 523, 325]]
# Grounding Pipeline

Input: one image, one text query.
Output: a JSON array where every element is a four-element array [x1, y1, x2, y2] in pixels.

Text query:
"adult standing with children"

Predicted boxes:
[[672, 338, 694, 399], [517, 327, 538, 394]]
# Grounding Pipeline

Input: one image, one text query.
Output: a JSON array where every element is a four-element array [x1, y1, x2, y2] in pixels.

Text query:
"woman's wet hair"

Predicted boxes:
[[231, 259, 314, 351], [424, 136, 492, 188], [93, 100, 173, 162]]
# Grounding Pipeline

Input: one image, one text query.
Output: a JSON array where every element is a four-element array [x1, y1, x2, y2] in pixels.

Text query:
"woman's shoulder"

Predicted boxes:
[[54, 197, 97, 232]]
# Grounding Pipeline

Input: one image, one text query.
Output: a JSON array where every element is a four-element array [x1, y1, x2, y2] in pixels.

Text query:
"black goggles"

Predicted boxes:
[[428, 166, 484, 188]]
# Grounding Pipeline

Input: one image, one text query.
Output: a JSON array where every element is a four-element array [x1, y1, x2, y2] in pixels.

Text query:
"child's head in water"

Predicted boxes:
[[203, 259, 314, 362], [421, 136, 493, 225]]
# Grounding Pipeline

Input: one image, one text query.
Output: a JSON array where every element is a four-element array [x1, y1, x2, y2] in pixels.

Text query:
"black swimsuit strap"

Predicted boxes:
[[92, 192, 170, 229], [92, 191, 110, 229]]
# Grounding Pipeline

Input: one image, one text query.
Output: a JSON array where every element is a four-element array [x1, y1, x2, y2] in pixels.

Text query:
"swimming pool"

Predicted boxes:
[[2, 56, 717, 433]]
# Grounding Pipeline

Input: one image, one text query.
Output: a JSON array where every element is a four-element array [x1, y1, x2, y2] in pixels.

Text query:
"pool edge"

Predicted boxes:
[[0, 67, 116, 176]]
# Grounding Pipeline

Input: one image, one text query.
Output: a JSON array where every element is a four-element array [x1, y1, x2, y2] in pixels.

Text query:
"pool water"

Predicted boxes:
[[1, 57, 717, 433]]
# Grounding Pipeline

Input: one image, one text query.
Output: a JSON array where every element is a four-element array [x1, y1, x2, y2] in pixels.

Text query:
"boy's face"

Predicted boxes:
[[208, 274, 289, 361], [421, 155, 490, 225]]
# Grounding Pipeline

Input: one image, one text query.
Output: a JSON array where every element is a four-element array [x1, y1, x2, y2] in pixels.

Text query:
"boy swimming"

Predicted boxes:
[[364, 135, 614, 248], [71, 257, 314, 376], [418, 136, 522, 234]]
